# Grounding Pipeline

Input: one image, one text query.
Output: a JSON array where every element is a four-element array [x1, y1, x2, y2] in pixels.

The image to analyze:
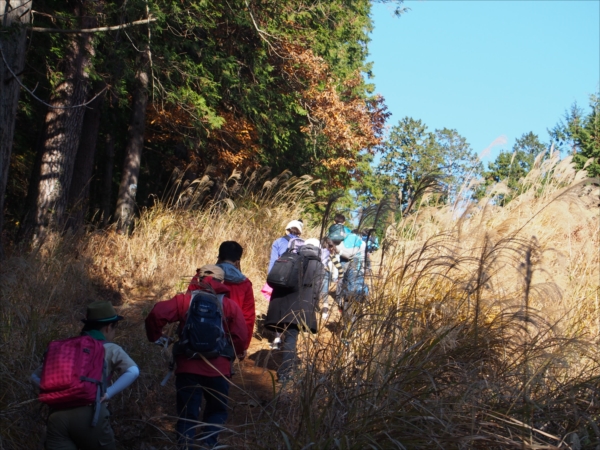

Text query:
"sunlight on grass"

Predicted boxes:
[[1, 161, 598, 449]]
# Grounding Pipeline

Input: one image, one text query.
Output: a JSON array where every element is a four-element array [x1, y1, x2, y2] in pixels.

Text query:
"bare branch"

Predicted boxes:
[[30, 17, 156, 34]]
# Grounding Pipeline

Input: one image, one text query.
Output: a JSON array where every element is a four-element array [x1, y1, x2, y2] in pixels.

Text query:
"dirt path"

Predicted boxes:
[[116, 276, 354, 449], [117, 290, 292, 448]]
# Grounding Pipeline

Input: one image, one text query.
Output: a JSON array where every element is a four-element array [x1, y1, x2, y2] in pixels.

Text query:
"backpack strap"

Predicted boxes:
[[283, 235, 291, 242], [216, 293, 235, 360], [90, 348, 108, 428], [287, 237, 305, 252], [91, 377, 102, 427], [216, 293, 225, 313]]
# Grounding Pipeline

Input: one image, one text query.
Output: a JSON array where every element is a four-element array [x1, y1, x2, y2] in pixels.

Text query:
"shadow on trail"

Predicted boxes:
[[248, 349, 283, 372]]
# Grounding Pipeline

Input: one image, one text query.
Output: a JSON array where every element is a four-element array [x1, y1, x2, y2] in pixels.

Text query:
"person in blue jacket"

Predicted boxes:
[[268, 220, 303, 272], [327, 213, 368, 314], [361, 228, 380, 271]]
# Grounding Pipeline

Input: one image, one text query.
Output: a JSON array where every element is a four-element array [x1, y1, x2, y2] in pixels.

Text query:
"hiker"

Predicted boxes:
[[333, 213, 351, 235], [361, 228, 380, 272], [268, 219, 303, 272], [265, 239, 324, 381], [145, 265, 247, 449], [265, 219, 303, 348], [31, 301, 139, 450], [187, 242, 255, 353], [328, 222, 368, 311], [317, 237, 344, 320]]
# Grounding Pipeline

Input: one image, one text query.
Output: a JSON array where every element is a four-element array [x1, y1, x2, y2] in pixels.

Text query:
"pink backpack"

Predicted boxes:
[[39, 335, 106, 425]]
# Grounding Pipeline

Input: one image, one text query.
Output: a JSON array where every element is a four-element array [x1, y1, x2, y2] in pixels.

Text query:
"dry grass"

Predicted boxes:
[[0, 159, 598, 449]]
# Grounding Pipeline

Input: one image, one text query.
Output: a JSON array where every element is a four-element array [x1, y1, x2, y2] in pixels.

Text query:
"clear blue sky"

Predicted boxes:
[[368, 0, 600, 165]]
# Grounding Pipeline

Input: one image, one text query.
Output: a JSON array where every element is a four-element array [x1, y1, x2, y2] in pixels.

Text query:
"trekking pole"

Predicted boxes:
[[156, 323, 176, 386], [159, 337, 175, 386], [160, 360, 175, 386]]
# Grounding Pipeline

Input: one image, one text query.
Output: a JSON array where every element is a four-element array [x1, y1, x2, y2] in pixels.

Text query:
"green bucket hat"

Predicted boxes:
[[82, 301, 124, 324]]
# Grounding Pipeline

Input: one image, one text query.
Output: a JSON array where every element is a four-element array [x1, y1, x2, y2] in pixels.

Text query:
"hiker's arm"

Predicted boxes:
[[226, 302, 248, 358], [104, 366, 139, 401], [333, 256, 344, 279], [31, 365, 42, 387], [268, 242, 279, 272], [268, 238, 286, 272], [145, 294, 185, 342], [242, 282, 255, 350]]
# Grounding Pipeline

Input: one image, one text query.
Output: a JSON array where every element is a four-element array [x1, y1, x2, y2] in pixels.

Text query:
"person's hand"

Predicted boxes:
[[237, 350, 247, 361], [100, 394, 109, 403], [154, 336, 171, 346]]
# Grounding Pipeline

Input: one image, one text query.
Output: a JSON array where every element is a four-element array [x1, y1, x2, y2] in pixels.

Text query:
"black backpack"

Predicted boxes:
[[267, 243, 320, 290], [177, 290, 231, 359]]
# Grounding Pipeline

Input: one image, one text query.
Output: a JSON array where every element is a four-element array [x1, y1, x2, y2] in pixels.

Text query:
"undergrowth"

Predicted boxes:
[[0, 159, 598, 449]]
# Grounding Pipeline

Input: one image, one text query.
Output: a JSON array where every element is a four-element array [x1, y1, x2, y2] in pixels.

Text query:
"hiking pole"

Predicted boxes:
[[160, 360, 174, 386], [154, 335, 175, 386]]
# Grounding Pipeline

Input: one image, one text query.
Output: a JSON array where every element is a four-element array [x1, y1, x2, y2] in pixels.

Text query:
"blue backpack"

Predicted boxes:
[[362, 234, 380, 252], [179, 290, 230, 359]]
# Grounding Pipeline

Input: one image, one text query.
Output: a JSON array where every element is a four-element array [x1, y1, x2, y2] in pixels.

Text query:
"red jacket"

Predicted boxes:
[[145, 277, 247, 377], [188, 266, 255, 350]]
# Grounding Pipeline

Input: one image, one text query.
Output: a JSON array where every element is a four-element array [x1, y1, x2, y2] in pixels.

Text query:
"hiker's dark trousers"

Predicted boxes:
[[278, 326, 300, 379], [176, 373, 229, 448], [45, 404, 114, 450]]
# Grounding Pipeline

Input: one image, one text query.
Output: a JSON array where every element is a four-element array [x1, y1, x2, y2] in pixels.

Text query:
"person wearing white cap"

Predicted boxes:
[[264, 238, 324, 382], [267, 220, 303, 273], [264, 220, 303, 349]]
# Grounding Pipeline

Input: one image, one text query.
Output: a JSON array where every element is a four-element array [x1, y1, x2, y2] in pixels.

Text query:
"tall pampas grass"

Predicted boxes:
[[0, 160, 598, 449]]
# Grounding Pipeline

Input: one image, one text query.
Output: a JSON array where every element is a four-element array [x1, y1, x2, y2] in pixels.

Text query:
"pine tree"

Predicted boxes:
[[549, 94, 600, 177]]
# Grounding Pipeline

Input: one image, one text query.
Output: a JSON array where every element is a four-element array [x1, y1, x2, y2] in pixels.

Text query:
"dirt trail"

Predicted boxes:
[[116, 264, 362, 449], [118, 291, 294, 448]]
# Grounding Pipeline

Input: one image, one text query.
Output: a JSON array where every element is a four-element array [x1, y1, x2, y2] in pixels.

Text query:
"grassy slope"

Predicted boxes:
[[1, 158, 598, 449]]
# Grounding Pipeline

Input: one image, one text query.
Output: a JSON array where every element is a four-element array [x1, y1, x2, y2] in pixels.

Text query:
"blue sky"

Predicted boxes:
[[368, 0, 600, 165]]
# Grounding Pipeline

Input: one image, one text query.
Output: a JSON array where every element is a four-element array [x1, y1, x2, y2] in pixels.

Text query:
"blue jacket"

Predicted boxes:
[[268, 234, 299, 273]]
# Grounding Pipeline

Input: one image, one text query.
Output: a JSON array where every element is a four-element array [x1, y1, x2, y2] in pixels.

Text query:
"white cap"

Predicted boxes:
[[285, 220, 303, 233], [305, 238, 320, 247]]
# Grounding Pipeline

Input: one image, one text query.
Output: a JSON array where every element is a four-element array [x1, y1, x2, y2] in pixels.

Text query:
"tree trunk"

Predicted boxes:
[[20, 5, 95, 246], [100, 122, 116, 227], [0, 0, 31, 256], [66, 89, 105, 231], [114, 47, 150, 233]]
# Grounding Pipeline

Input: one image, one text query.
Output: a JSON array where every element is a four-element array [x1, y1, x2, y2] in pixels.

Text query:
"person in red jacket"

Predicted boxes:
[[187, 241, 255, 352], [145, 267, 247, 449]]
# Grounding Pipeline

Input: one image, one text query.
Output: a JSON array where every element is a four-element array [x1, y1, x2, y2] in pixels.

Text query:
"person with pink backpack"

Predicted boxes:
[[31, 301, 139, 450]]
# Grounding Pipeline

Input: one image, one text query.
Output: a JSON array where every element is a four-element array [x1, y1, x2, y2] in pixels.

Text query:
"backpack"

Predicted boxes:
[[338, 233, 366, 260], [39, 335, 106, 426], [362, 234, 380, 252], [178, 290, 230, 360], [367, 236, 380, 253], [267, 240, 317, 289], [328, 224, 347, 244], [267, 251, 304, 289]]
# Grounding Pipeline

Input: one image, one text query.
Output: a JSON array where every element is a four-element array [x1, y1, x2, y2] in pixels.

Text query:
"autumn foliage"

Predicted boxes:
[[142, 37, 386, 189], [146, 106, 262, 173], [280, 42, 387, 181]]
